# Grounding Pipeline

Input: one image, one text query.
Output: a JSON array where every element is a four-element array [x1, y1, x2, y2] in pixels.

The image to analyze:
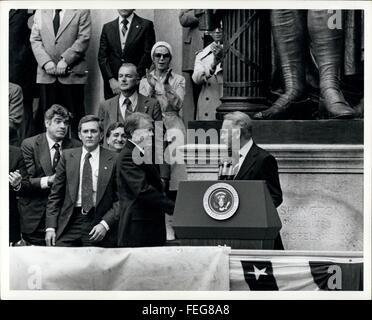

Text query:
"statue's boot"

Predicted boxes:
[[308, 10, 356, 119], [254, 10, 307, 120]]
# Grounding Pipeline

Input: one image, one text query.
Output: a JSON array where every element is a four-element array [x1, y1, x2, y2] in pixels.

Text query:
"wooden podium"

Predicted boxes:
[[173, 180, 282, 249]]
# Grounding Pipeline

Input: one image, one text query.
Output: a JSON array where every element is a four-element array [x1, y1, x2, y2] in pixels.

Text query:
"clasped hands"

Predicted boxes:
[[9, 170, 22, 189], [44, 58, 68, 76], [146, 68, 172, 90]]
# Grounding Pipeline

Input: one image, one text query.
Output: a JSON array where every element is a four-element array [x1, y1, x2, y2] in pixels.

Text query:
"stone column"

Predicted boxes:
[[217, 9, 271, 119]]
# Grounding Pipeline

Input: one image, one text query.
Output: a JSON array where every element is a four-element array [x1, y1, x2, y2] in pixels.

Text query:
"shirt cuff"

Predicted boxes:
[[100, 220, 109, 231], [46, 228, 55, 232], [40, 177, 50, 189]]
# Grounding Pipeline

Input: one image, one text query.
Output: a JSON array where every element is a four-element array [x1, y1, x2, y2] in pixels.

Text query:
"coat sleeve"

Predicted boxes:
[[9, 83, 23, 129], [13, 148, 32, 196], [136, 20, 155, 77], [30, 10, 53, 69], [179, 9, 199, 28], [21, 138, 42, 189], [61, 10, 91, 65], [117, 155, 174, 215], [192, 52, 210, 85], [45, 152, 67, 229], [261, 155, 283, 208], [97, 24, 113, 81]]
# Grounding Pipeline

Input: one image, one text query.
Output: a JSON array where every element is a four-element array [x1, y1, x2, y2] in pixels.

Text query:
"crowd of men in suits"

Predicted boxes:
[[9, 9, 284, 249]]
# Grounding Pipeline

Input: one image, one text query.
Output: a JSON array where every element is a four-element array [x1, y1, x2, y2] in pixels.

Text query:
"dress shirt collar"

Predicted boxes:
[[81, 145, 100, 161], [239, 138, 254, 161], [46, 132, 62, 151], [119, 13, 134, 26], [119, 91, 138, 111]]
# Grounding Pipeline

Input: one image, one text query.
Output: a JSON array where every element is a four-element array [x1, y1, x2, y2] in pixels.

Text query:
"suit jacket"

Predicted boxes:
[[9, 9, 36, 90], [30, 9, 91, 84], [98, 92, 162, 145], [9, 146, 32, 243], [116, 141, 175, 247], [19, 133, 81, 234], [179, 9, 204, 72], [234, 143, 283, 208], [46, 147, 119, 241], [98, 13, 155, 99]]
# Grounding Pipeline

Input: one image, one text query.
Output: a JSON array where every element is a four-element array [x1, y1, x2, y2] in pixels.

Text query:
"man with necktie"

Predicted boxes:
[[220, 111, 284, 249], [98, 9, 155, 99], [98, 63, 161, 147], [19, 104, 81, 245], [45, 115, 119, 247], [30, 9, 91, 136]]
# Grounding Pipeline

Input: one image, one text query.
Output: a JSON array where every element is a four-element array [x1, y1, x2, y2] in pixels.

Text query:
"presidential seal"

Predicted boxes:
[[203, 183, 239, 220]]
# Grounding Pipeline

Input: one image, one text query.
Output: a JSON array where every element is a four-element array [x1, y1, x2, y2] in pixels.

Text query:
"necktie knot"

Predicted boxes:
[[121, 18, 128, 27], [85, 152, 92, 161], [124, 98, 133, 112], [55, 9, 62, 14], [53, 143, 60, 151]]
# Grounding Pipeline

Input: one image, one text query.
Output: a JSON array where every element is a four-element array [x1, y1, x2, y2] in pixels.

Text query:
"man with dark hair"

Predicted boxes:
[[105, 122, 126, 153], [220, 111, 284, 249], [45, 115, 119, 247], [98, 9, 155, 100], [19, 104, 81, 245], [116, 112, 175, 247], [98, 63, 161, 146]]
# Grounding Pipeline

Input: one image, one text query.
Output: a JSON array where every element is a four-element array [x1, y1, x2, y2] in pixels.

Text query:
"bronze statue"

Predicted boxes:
[[254, 10, 357, 120]]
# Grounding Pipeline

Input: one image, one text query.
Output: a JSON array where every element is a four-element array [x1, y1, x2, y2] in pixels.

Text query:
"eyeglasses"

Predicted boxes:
[[154, 53, 171, 59]]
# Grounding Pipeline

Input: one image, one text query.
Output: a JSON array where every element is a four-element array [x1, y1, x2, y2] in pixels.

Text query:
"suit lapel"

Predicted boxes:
[[136, 94, 150, 114], [109, 95, 122, 123], [37, 134, 53, 175], [111, 18, 122, 54], [123, 14, 142, 54], [66, 148, 82, 203], [96, 147, 114, 206], [56, 10, 76, 40], [43, 10, 55, 39], [234, 143, 259, 180]]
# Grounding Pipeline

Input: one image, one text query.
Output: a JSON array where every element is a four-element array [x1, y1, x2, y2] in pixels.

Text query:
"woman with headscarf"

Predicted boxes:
[[139, 41, 187, 199], [140, 41, 187, 242]]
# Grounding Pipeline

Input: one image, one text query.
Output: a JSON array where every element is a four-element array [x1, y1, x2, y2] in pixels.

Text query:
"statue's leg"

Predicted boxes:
[[254, 10, 307, 120], [308, 10, 356, 118]]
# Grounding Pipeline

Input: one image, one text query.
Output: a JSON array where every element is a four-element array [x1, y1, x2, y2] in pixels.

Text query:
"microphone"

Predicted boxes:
[[218, 158, 233, 180]]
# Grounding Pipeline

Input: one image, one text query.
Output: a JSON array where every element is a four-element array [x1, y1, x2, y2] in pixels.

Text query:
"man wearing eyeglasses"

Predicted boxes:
[[98, 9, 155, 100]]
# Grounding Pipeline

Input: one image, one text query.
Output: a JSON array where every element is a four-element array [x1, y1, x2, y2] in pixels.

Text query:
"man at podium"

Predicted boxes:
[[220, 111, 284, 249]]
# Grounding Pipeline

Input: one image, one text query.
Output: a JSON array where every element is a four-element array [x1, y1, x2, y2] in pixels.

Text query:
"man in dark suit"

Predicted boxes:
[[116, 112, 175, 247], [9, 9, 37, 139], [45, 115, 118, 247], [19, 104, 81, 245], [220, 111, 284, 248], [98, 9, 155, 99], [98, 63, 161, 146], [9, 146, 32, 245]]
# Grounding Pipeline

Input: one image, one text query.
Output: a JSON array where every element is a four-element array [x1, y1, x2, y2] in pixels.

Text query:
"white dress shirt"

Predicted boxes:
[[53, 9, 65, 23], [119, 91, 138, 120], [40, 133, 62, 189], [46, 146, 109, 233], [234, 138, 253, 176], [118, 12, 134, 50]]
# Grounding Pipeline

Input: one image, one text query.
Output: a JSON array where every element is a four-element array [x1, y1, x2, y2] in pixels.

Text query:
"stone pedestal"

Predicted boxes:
[[178, 144, 363, 251]]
